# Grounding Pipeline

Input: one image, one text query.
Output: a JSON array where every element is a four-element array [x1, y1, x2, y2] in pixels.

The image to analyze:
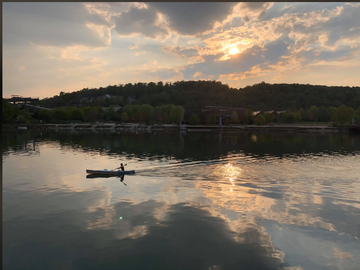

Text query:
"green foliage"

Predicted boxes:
[[121, 112, 129, 122], [294, 112, 302, 122], [3, 99, 17, 122], [231, 111, 239, 123], [332, 105, 355, 126], [189, 114, 200, 125], [163, 112, 170, 123], [104, 106, 116, 121], [83, 107, 99, 122], [299, 108, 305, 119], [308, 105, 319, 121], [209, 114, 216, 125], [264, 113, 274, 123], [65, 107, 76, 120], [72, 108, 85, 121], [37, 81, 360, 112], [131, 105, 141, 122], [139, 104, 155, 124], [52, 108, 67, 121], [170, 106, 185, 124], [281, 113, 296, 123], [17, 112, 32, 124], [34, 109, 53, 122], [123, 105, 133, 119], [154, 106, 163, 122], [246, 109, 254, 124], [317, 107, 331, 122], [255, 115, 266, 125]]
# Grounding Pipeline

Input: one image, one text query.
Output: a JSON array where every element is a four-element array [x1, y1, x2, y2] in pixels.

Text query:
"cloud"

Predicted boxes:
[[148, 3, 238, 36], [262, 3, 344, 22], [157, 68, 183, 80], [3, 3, 111, 47], [181, 37, 291, 81], [161, 46, 199, 58], [193, 72, 203, 78], [113, 6, 168, 39], [141, 67, 183, 81]]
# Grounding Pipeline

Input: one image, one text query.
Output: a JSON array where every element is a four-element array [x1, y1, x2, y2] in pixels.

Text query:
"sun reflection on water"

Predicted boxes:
[[213, 163, 243, 187]]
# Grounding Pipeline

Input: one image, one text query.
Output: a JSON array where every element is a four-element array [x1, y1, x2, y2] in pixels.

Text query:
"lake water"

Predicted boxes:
[[3, 130, 360, 270]]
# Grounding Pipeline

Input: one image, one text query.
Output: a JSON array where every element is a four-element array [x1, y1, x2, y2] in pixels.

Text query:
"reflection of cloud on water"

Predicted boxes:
[[3, 185, 286, 269], [262, 219, 360, 270], [73, 202, 285, 270]]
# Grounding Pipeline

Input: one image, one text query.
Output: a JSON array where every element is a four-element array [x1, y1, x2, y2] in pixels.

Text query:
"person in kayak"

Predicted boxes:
[[117, 163, 127, 171]]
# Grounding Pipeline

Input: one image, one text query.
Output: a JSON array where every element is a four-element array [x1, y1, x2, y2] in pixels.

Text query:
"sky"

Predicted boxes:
[[3, 2, 360, 99]]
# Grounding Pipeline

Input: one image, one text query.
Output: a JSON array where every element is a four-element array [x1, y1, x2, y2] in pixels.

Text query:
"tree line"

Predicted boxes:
[[2, 101, 186, 125], [3, 80, 360, 126], [35, 81, 360, 112], [247, 105, 359, 126], [33, 104, 184, 125], [3, 98, 360, 126]]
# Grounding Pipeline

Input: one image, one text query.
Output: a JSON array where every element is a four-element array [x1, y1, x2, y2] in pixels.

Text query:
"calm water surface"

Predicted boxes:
[[3, 130, 360, 270]]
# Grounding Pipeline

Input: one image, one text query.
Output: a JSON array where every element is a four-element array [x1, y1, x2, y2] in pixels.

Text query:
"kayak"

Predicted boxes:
[[86, 169, 135, 175], [87, 174, 120, 179]]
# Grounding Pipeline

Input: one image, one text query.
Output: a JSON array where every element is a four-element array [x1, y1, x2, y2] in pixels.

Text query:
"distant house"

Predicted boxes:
[[254, 110, 285, 116], [253, 111, 262, 116], [127, 96, 136, 104], [184, 106, 247, 124], [102, 106, 123, 115], [80, 97, 89, 103], [95, 94, 112, 101]]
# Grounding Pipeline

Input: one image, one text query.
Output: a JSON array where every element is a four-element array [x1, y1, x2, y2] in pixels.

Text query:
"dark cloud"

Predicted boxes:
[[3, 3, 111, 47], [263, 3, 344, 22], [262, 3, 360, 50], [319, 4, 360, 47], [177, 48, 199, 58], [148, 3, 238, 35], [223, 17, 245, 30], [318, 46, 358, 62], [263, 38, 291, 65], [114, 6, 168, 38]]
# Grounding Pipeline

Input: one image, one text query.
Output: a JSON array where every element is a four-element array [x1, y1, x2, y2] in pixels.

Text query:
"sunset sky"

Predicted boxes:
[[3, 2, 360, 99]]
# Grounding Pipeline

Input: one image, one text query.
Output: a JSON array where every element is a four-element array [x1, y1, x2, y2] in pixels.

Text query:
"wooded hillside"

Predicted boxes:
[[37, 81, 360, 111]]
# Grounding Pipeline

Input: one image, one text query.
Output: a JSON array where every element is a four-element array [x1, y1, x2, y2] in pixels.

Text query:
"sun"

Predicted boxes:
[[229, 47, 239, 55]]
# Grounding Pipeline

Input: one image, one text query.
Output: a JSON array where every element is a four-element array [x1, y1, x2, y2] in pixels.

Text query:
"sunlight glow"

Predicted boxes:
[[229, 47, 239, 55]]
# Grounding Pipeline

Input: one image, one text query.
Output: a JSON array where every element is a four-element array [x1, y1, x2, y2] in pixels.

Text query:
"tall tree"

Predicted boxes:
[[139, 104, 155, 124], [170, 106, 185, 124], [332, 105, 355, 126]]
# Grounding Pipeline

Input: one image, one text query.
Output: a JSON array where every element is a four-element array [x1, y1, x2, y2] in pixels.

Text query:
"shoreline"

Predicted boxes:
[[2, 123, 352, 133]]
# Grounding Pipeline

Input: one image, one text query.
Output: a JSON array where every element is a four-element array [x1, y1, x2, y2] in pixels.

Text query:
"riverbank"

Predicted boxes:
[[3, 123, 351, 133]]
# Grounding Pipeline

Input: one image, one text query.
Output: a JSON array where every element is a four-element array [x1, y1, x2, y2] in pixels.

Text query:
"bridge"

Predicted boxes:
[[23, 104, 52, 111], [5, 95, 52, 112], [6, 95, 39, 104]]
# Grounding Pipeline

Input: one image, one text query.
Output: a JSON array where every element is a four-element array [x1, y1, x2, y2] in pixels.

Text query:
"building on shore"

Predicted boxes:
[[184, 106, 247, 124]]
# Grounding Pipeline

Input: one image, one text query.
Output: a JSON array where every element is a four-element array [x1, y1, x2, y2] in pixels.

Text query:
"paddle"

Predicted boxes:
[[112, 164, 127, 171]]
